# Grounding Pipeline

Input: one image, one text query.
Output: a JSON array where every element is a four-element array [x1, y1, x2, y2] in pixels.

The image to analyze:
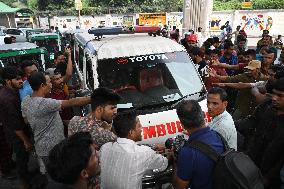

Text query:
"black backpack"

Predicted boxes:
[[186, 133, 264, 189]]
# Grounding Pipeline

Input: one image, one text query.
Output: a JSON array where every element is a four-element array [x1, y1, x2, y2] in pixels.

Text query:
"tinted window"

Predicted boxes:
[[97, 51, 204, 108], [6, 29, 22, 35]]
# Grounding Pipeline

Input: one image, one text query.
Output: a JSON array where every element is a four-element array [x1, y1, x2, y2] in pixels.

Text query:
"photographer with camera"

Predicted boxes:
[[174, 100, 224, 189]]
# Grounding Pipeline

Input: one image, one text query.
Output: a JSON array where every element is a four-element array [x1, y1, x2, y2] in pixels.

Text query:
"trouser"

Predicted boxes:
[[281, 165, 284, 189], [0, 124, 13, 174], [13, 140, 30, 182]]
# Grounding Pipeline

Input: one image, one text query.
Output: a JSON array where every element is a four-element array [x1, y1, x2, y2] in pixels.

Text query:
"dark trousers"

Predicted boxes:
[[13, 140, 30, 182], [0, 124, 13, 173]]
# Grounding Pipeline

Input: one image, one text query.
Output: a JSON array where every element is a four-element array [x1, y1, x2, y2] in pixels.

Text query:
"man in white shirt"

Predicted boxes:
[[207, 87, 237, 150], [100, 111, 169, 189], [196, 27, 204, 47]]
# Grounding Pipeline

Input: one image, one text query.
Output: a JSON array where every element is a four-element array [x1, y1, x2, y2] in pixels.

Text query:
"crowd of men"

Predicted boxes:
[[0, 23, 284, 189]]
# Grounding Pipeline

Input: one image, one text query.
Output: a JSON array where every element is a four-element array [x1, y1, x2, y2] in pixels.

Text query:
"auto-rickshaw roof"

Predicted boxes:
[[74, 33, 185, 60], [29, 33, 61, 41], [63, 29, 88, 35], [0, 42, 38, 51], [0, 42, 46, 58]]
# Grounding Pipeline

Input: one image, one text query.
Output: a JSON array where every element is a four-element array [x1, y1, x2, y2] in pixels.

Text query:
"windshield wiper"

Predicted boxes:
[[134, 89, 206, 111], [170, 90, 207, 108]]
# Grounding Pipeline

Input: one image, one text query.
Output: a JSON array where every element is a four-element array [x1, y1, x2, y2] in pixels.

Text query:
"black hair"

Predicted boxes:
[[265, 80, 275, 94], [20, 60, 36, 71], [224, 42, 234, 50], [275, 68, 284, 79], [56, 62, 67, 76], [237, 35, 247, 43], [263, 29, 269, 34], [28, 72, 46, 91], [263, 47, 276, 55], [47, 132, 93, 185], [208, 49, 221, 56], [176, 100, 204, 129], [113, 110, 137, 138], [202, 41, 212, 49], [244, 49, 256, 57], [191, 47, 202, 57], [2, 66, 20, 81], [223, 39, 233, 45], [54, 51, 64, 60], [4, 37, 12, 44], [212, 37, 220, 44], [206, 38, 214, 45], [91, 87, 121, 111], [273, 78, 284, 92], [208, 87, 228, 101]]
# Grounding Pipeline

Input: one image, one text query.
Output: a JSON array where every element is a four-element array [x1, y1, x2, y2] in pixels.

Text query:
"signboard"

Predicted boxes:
[[242, 2, 253, 9], [75, 0, 82, 11], [123, 16, 134, 26], [139, 13, 166, 26], [15, 9, 34, 18]]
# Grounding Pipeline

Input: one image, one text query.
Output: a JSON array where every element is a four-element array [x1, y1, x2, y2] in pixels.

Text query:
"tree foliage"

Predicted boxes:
[[214, 0, 284, 11], [4, 0, 284, 15]]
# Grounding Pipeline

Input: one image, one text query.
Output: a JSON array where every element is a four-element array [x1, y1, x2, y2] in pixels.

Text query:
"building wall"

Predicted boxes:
[[210, 9, 284, 37], [40, 9, 284, 37]]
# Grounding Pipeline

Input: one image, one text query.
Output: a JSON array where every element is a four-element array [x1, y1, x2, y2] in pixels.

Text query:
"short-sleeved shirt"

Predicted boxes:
[[205, 65, 227, 90], [49, 91, 73, 121], [21, 96, 65, 157], [19, 80, 33, 101], [0, 87, 30, 142], [219, 55, 238, 76], [68, 114, 117, 149], [209, 110, 237, 150], [177, 127, 224, 189]]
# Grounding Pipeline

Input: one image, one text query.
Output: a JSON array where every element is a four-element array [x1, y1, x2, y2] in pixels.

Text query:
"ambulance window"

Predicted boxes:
[[86, 55, 94, 90], [78, 46, 84, 71]]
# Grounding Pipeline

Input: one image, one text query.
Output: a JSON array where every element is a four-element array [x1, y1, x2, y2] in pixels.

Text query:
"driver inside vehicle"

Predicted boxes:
[[102, 70, 137, 93]]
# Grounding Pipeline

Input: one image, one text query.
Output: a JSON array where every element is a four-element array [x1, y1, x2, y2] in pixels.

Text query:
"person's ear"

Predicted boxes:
[[4, 79, 11, 85], [128, 129, 135, 138], [96, 106, 103, 114], [223, 101, 228, 108], [80, 169, 89, 179]]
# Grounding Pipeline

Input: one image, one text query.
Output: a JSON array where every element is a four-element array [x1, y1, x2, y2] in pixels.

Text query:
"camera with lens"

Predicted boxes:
[[165, 135, 187, 158]]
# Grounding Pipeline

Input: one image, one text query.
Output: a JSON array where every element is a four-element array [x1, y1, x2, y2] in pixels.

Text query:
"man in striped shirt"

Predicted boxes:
[[100, 111, 169, 189]]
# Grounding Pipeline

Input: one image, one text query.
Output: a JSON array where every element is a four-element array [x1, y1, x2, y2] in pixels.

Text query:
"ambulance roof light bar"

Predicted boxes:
[[88, 26, 161, 39]]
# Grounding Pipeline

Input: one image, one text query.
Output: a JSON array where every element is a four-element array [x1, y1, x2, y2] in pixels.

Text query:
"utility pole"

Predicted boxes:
[[75, 0, 82, 28], [182, 0, 213, 35]]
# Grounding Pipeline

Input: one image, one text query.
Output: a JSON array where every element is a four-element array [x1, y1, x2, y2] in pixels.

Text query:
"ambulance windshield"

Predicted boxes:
[[97, 51, 204, 108]]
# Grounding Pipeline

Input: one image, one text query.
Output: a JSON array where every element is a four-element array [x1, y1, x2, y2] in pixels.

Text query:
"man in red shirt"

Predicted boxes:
[[45, 68, 73, 137]]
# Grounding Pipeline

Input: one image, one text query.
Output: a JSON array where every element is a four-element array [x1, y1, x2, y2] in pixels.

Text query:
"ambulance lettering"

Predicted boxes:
[[143, 112, 212, 140], [129, 54, 168, 62], [143, 121, 183, 140]]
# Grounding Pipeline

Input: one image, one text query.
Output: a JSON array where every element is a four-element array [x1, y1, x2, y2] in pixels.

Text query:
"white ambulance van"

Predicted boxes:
[[72, 27, 210, 145]]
